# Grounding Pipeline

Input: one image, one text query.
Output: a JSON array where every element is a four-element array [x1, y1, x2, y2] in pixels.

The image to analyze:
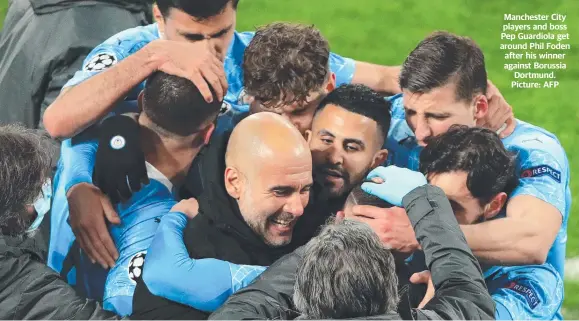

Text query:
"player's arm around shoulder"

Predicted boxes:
[[43, 25, 162, 139], [506, 132, 569, 263], [490, 264, 563, 320], [461, 130, 568, 265]]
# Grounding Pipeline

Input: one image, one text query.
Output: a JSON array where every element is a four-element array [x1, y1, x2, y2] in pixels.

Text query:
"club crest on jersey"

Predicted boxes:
[[507, 281, 539, 309], [520, 165, 561, 183], [83, 53, 117, 72]]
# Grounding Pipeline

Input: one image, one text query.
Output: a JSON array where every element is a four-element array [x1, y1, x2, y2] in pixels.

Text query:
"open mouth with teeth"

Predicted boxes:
[[268, 215, 297, 233]]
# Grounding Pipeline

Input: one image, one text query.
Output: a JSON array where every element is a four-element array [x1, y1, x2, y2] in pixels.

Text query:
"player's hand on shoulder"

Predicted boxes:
[[146, 39, 228, 103], [477, 80, 515, 138], [171, 198, 199, 219], [67, 182, 120, 269], [93, 114, 149, 204]]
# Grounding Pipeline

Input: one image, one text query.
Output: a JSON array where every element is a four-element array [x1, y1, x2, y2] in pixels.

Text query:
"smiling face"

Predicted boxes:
[[307, 104, 388, 199], [235, 153, 313, 247], [154, 3, 236, 60]]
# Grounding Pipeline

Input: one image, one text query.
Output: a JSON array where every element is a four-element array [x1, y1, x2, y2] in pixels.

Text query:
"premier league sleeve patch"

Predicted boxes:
[[520, 165, 561, 183], [83, 52, 118, 72]]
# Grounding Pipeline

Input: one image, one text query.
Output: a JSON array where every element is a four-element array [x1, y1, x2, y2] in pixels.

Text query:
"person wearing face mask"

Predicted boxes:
[[0, 125, 118, 319]]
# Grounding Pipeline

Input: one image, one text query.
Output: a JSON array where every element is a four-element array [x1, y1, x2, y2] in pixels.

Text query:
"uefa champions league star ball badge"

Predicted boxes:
[[128, 252, 147, 283], [110, 135, 126, 150], [83, 53, 117, 72]]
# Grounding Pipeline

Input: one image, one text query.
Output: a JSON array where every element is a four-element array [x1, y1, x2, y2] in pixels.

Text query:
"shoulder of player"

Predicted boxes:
[[504, 120, 566, 162], [487, 264, 562, 295], [93, 23, 160, 56]]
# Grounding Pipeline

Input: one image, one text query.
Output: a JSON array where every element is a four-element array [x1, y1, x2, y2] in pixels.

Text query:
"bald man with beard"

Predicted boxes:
[[131, 112, 314, 319]]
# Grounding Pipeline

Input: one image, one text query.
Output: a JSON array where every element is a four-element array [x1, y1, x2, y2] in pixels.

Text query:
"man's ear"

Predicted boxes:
[[153, 5, 166, 38], [483, 192, 508, 220], [224, 167, 242, 199], [370, 149, 389, 169], [473, 94, 489, 122], [325, 72, 336, 93], [335, 210, 345, 222], [304, 129, 312, 143], [137, 91, 144, 112], [202, 123, 216, 145]]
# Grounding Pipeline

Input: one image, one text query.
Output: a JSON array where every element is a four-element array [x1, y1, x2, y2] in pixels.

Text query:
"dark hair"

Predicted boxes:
[[317, 84, 391, 142], [345, 185, 394, 209], [399, 31, 487, 102], [294, 219, 398, 319], [143, 71, 222, 137], [157, 0, 239, 19], [0, 125, 52, 236], [243, 22, 330, 107], [419, 125, 519, 205]]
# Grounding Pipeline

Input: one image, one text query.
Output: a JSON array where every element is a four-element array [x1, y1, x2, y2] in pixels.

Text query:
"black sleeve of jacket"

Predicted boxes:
[[209, 248, 305, 320], [17, 265, 120, 320], [403, 185, 495, 320]]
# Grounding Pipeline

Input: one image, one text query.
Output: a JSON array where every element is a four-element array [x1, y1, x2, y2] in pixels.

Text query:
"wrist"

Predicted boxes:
[[66, 182, 95, 198]]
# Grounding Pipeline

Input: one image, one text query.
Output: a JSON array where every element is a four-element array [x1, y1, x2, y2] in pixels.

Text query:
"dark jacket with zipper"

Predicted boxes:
[[209, 185, 496, 320], [131, 131, 325, 319], [0, 234, 118, 320]]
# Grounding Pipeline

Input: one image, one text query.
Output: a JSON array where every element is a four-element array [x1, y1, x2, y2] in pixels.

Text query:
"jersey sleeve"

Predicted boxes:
[[60, 136, 98, 193], [63, 25, 156, 91], [490, 265, 563, 320], [142, 212, 266, 312], [509, 138, 569, 217], [329, 53, 356, 86]]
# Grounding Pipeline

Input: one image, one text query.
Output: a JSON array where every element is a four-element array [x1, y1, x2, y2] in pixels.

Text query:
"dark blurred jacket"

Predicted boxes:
[[0, 0, 152, 128], [0, 234, 118, 319], [210, 185, 496, 320]]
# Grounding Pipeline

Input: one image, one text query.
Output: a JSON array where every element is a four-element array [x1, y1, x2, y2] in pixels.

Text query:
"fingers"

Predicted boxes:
[[188, 70, 214, 103], [410, 270, 431, 284], [76, 214, 116, 268], [200, 57, 227, 102], [499, 117, 516, 138], [101, 196, 120, 225], [200, 67, 224, 103], [128, 171, 144, 194], [117, 176, 132, 201]]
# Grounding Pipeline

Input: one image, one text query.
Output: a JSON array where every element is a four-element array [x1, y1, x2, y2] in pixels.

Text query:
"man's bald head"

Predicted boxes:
[[224, 112, 313, 247], [226, 112, 310, 173]]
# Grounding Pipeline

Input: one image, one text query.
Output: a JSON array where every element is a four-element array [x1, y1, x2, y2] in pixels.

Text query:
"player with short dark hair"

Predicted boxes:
[[417, 126, 563, 320], [49, 71, 221, 315], [380, 32, 570, 300], [45, 6, 403, 269], [308, 84, 390, 211]]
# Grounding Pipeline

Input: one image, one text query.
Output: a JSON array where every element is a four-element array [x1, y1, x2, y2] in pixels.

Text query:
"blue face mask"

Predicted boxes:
[[27, 178, 52, 233]]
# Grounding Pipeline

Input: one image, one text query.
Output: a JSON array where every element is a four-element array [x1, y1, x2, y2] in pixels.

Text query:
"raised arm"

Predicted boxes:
[[404, 185, 495, 320], [461, 141, 568, 266], [43, 39, 226, 139]]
